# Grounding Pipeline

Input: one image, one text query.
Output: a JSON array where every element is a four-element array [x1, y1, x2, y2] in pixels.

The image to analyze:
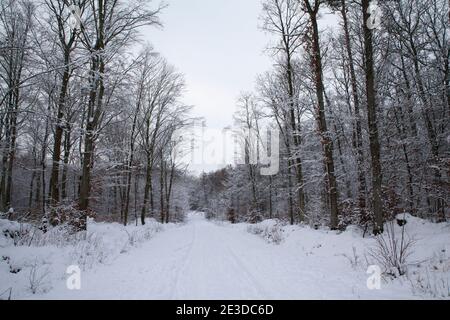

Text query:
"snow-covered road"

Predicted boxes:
[[37, 212, 416, 299]]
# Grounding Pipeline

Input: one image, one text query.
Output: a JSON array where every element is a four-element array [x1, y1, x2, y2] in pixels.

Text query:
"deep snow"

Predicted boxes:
[[0, 212, 449, 299]]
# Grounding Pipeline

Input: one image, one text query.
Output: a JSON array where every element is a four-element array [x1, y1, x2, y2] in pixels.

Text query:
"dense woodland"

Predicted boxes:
[[0, 0, 448, 235], [0, 0, 194, 228], [191, 0, 449, 234]]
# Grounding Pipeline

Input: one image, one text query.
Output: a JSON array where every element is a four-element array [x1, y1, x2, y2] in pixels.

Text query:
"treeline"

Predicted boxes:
[[0, 0, 192, 227], [191, 0, 449, 234]]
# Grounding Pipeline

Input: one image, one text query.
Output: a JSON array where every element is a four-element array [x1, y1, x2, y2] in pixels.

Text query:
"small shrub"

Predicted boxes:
[[409, 249, 450, 298], [70, 233, 111, 270], [48, 203, 91, 232], [28, 261, 51, 294], [247, 220, 284, 244], [342, 246, 360, 269], [367, 220, 416, 277], [246, 210, 263, 224], [226, 208, 235, 223], [0, 287, 12, 300], [123, 221, 162, 251], [410, 268, 450, 299], [338, 200, 361, 231]]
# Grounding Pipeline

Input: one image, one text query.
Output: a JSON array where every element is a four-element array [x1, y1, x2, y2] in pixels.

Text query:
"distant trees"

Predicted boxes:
[[0, 0, 34, 212], [261, 0, 307, 224], [234, 93, 262, 213], [136, 53, 188, 225]]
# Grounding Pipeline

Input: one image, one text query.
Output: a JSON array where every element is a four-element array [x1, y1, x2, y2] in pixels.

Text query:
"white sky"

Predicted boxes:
[[145, 0, 273, 129]]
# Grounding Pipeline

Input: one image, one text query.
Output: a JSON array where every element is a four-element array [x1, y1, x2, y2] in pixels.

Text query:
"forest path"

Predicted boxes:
[[36, 212, 407, 299]]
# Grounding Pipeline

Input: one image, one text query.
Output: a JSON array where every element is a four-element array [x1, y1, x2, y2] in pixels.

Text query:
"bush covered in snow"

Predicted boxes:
[[247, 219, 284, 244], [47, 203, 91, 231], [1, 217, 89, 248], [121, 219, 163, 253]]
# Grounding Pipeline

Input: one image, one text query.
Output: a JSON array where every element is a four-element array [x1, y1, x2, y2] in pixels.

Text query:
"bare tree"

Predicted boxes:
[[261, 0, 307, 223], [138, 58, 185, 225], [77, 0, 165, 220], [46, 0, 86, 206], [0, 0, 34, 211], [303, 0, 340, 229], [362, 0, 383, 234]]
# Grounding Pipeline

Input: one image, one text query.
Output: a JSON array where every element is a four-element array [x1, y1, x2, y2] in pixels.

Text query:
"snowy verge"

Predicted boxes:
[[0, 218, 166, 299], [236, 214, 450, 299]]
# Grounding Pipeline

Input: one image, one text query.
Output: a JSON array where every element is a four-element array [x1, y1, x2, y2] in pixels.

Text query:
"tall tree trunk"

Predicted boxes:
[[305, 4, 339, 229], [0, 148, 8, 211], [134, 172, 139, 226], [341, 0, 367, 216], [79, 54, 105, 218], [141, 115, 156, 224], [40, 103, 51, 214], [362, 0, 383, 234], [79, 0, 107, 222], [49, 52, 71, 205], [287, 159, 295, 225], [1, 83, 19, 210], [61, 127, 71, 200], [286, 54, 306, 222], [268, 175, 273, 219], [35, 167, 41, 207], [28, 144, 37, 209], [159, 151, 165, 223], [123, 97, 141, 226], [4, 100, 17, 210], [141, 156, 153, 225], [165, 162, 175, 224]]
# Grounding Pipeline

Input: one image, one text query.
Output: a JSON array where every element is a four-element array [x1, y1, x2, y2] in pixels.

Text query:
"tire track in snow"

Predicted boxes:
[[169, 221, 196, 299], [224, 243, 274, 299]]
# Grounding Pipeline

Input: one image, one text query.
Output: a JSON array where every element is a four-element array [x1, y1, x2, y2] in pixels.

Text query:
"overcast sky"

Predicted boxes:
[[146, 0, 273, 129]]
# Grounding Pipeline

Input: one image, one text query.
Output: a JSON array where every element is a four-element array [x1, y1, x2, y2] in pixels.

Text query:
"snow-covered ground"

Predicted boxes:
[[0, 212, 449, 299]]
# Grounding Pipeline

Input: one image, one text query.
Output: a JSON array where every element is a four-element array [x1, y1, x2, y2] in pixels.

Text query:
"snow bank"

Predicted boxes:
[[0, 218, 164, 299], [241, 214, 450, 299], [1, 212, 448, 299]]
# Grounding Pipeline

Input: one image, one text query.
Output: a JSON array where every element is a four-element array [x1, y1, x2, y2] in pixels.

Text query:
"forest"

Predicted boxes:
[[2, 0, 448, 233], [0, 0, 196, 229], [0, 0, 448, 301], [192, 0, 449, 234]]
